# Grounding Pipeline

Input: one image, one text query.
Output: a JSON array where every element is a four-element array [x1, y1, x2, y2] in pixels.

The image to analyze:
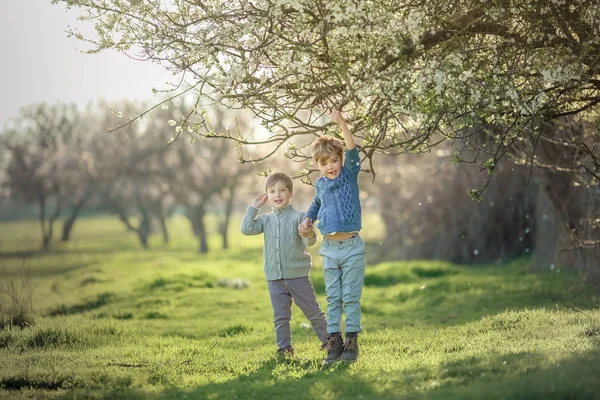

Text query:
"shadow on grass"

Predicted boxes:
[[0, 246, 169, 260], [48, 292, 114, 316], [0, 250, 46, 259], [389, 272, 590, 327], [48, 358, 379, 400], [161, 360, 373, 399], [0, 247, 130, 259], [0, 261, 93, 279], [415, 350, 600, 400], [315, 253, 595, 327], [38, 350, 600, 399], [0, 244, 265, 262]]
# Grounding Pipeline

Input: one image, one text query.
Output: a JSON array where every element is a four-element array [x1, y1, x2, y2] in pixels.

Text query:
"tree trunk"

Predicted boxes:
[[219, 221, 228, 250], [115, 207, 151, 249], [219, 185, 237, 250], [62, 216, 76, 242], [198, 225, 208, 253], [149, 197, 170, 245], [137, 208, 151, 249], [61, 195, 88, 242], [158, 216, 169, 244], [195, 215, 209, 253], [137, 229, 149, 248], [39, 193, 61, 251], [39, 194, 48, 251], [187, 206, 209, 253], [530, 122, 600, 277]]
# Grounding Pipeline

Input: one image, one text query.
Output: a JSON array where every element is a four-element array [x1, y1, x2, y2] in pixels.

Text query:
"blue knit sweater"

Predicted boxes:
[[306, 147, 362, 235]]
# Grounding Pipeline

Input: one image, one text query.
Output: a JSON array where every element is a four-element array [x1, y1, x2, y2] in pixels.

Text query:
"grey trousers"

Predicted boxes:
[[267, 276, 328, 350]]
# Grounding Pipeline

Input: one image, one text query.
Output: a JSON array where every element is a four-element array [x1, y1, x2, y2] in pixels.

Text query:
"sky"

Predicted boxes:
[[0, 0, 169, 127]]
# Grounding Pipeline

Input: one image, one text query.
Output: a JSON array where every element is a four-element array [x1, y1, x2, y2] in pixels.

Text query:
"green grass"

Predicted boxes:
[[0, 215, 599, 399]]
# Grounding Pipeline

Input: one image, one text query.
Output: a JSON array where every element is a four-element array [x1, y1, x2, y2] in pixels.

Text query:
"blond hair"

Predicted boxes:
[[311, 136, 344, 164], [265, 171, 294, 193]]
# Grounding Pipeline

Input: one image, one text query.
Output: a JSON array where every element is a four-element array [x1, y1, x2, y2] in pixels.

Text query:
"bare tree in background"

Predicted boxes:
[[155, 100, 253, 253], [1, 103, 80, 250], [0, 140, 9, 219], [58, 103, 105, 241], [94, 100, 175, 248], [211, 107, 253, 250], [164, 138, 223, 253], [164, 131, 233, 253]]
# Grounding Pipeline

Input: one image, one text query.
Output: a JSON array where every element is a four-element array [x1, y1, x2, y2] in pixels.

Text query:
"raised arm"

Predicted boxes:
[[240, 193, 267, 235], [331, 109, 355, 150]]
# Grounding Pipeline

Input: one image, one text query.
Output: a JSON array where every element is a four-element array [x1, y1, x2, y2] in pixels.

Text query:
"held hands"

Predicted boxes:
[[251, 193, 268, 209], [298, 217, 315, 238]]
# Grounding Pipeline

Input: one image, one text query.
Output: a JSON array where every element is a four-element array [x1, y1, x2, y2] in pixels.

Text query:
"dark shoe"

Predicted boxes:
[[276, 347, 294, 361], [323, 333, 344, 364], [341, 332, 359, 363]]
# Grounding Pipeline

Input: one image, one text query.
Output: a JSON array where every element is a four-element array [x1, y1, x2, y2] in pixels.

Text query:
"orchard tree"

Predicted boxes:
[[208, 106, 253, 250], [159, 104, 244, 254], [94, 99, 176, 248], [1, 102, 80, 250], [58, 104, 105, 242], [56, 0, 600, 247]]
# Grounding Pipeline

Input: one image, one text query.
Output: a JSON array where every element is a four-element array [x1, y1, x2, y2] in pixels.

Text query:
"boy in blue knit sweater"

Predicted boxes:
[[299, 110, 365, 364], [241, 172, 328, 359]]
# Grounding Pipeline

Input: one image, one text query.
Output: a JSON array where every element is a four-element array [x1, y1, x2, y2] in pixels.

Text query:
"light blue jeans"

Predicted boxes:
[[319, 234, 366, 334]]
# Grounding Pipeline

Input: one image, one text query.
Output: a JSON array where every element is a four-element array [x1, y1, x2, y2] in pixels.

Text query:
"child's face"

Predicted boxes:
[[317, 154, 342, 180], [267, 181, 293, 209]]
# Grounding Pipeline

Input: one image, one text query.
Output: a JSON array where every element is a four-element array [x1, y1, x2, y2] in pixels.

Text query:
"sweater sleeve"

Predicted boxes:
[[303, 230, 318, 247], [343, 147, 361, 176], [305, 190, 321, 222], [240, 206, 264, 235]]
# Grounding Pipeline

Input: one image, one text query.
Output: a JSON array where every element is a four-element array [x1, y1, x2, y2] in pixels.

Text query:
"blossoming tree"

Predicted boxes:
[[55, 0, 600, 247]]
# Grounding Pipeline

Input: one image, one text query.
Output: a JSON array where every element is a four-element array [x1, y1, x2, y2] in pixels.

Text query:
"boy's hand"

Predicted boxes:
[[298, 217, 313, 237], [300, 217, 312, 229], [251, 193, 268, 209], [298, 225, 314, 238], [330, 109, 346, 126]]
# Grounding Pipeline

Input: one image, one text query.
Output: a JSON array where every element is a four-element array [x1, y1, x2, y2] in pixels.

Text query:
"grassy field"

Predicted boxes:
[[0, 215, 599, 399]]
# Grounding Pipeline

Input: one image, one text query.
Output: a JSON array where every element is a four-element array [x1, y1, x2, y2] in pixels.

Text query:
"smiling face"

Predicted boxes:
[[267, 180, 293, 209], [318, 154, 343, 180]]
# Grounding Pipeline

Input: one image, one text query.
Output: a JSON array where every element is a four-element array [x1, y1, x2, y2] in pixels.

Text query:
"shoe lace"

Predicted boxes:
[[325, 335, 341, 351], [344, 337, 358, 352]]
